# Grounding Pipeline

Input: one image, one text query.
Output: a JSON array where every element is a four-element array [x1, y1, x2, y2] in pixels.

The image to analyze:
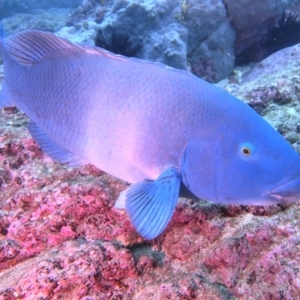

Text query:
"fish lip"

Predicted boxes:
[[264, 176, 300, 203]]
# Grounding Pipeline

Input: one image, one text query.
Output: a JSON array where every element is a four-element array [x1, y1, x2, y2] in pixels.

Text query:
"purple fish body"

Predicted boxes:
[[1, 30, 300, 239]]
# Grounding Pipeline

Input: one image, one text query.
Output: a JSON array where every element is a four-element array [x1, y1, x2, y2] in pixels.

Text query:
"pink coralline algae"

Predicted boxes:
[[0, 91, 300, 297]]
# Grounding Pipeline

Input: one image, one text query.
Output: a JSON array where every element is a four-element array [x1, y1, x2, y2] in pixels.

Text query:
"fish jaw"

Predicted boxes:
[[264, 175, 300, 203]]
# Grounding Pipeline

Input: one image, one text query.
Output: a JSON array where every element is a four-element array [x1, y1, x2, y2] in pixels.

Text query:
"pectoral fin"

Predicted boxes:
[[115, 167, 181, 239]]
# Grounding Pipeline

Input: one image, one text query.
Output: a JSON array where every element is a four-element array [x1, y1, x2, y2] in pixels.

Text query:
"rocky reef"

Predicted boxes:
[[1, 8, 71, 35], [0, 0, 78, 19], [62, 0, 299, 82], [2, 0, 300, 82], [0, 0, 300, 299]]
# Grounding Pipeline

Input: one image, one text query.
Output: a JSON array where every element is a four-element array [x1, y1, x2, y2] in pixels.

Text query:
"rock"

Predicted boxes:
[[3, 0, 300, 82], [189, 20, 236, 82], [1, 8, 70, 35], [64, 0, 236, 82], [0, 0, 78, 19], [242, 43, 300, 83], [223, 0, 292, 64]]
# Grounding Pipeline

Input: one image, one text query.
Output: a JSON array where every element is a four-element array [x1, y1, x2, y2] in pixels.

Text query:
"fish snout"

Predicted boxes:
[[265, 176, 300, 203]]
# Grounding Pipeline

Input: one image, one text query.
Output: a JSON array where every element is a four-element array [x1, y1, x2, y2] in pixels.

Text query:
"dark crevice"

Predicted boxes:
[[95, 28, 142, 57]]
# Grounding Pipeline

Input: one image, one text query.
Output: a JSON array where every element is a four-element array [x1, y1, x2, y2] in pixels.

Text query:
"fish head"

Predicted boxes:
[[214, 136, 300, 205], [181, 110, 300, 206]]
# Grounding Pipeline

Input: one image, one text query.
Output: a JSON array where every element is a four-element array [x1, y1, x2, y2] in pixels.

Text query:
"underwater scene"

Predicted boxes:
[[0, 0, 300, 298]]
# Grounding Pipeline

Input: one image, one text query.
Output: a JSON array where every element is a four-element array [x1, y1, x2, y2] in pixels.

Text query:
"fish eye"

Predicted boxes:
[[242, 147, 251, 155], [240, 143, 254, 157]]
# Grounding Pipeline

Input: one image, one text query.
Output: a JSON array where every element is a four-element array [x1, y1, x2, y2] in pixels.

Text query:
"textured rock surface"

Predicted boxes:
[[224, 0, 291, 63], [61, 0, 299, 81], [0, 0, 78, 19], [1, 8, 70, 35], [184, 0, 235, 82], [63, 0, 236, 82], [2, 0, 300, 83], [1, 40, 300, 299]]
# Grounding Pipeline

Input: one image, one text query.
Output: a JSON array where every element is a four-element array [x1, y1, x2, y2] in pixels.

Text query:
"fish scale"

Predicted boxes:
[[1, 29, 300, 239]]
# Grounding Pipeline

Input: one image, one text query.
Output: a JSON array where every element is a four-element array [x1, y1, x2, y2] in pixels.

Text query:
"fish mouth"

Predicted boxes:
[[265, 176, 300, 203]]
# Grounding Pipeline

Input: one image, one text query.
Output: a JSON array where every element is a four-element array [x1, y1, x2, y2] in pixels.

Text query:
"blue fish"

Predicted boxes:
[[1, 30, 300, 239]]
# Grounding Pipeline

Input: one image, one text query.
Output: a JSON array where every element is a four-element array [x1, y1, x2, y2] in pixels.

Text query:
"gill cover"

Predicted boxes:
[[180, 139, 218, 202]]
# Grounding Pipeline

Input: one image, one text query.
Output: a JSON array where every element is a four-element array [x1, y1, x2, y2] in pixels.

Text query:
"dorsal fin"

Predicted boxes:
[[3, 29, 196, 78], [4, 29, 130, 66], [4, 30, 84, 65]]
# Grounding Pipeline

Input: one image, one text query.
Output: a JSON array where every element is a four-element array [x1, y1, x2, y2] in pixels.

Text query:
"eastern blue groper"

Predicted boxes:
[[1, 30, 300, 239]]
